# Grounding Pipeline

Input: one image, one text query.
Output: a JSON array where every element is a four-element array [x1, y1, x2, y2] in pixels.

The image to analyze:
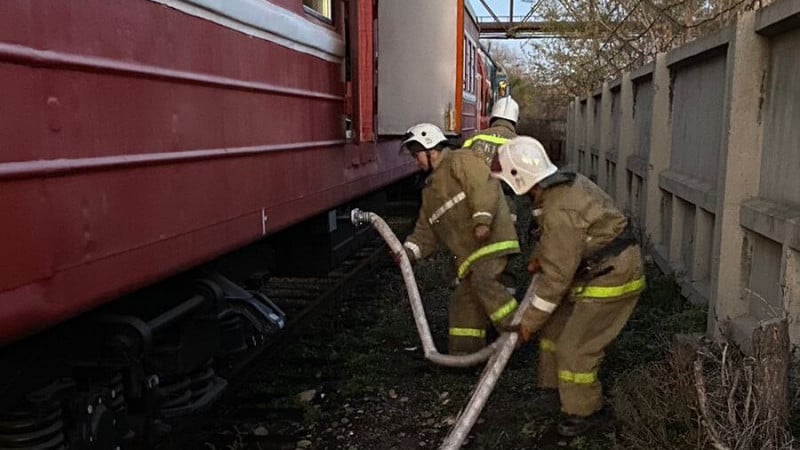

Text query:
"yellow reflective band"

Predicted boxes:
[[573, 276, 646, 299], [463, 135, 510, 148], [558, 370, 597, 384], [539, 339, 556, 352], [449, 327, 486, 338], [490, 298, 518, 323], [457, 240, 521, 279]]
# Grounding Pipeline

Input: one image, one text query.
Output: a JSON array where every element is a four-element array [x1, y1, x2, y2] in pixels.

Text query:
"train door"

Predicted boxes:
[[345, 0, 376, 143]]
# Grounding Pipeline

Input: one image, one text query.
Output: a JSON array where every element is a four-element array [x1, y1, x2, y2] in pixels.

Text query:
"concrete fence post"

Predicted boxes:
[[585, 94, 596, 179], [565, 100, 574, 167], [616, 73, 634, 212], [572, 95, 581, 168], [644, 53, 672, 265], [598, 81, 612, 190], [708, 10, 768, 338]]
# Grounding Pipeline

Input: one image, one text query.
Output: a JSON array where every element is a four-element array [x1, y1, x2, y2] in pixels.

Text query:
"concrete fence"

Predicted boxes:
[[565, 0, 800, 350]]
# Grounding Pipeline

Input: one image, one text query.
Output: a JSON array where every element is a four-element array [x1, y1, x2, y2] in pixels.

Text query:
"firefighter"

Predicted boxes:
[[463, 96, 519, 167], [462, 96, 526, 293], [399, 123, 521, 355], [490, 136, 645, 436]]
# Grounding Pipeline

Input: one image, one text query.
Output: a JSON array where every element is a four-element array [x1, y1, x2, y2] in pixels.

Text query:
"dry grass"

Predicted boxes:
[[612, 336, 797, 449]]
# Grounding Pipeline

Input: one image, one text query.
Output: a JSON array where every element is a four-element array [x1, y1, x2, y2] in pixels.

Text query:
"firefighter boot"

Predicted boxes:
[[556, 409, 609, 437]]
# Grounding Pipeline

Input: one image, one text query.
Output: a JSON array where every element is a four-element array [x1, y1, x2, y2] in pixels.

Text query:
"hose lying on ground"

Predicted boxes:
[[350, 209, 536, 450]]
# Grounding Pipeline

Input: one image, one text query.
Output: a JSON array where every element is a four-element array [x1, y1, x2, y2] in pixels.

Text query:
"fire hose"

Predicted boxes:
[[350, 209, 536, 450]]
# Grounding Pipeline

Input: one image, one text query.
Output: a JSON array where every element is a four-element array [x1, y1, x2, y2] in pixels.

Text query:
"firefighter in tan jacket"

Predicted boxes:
[[465, 96, 542, 244], [463, 96, 519, 167], [462, 96, 523, 292], [491, 136, 646, 437], [400, 123, 521, 354]]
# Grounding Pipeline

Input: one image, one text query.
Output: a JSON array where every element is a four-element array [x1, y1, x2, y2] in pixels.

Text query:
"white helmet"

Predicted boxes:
[[491, 136, 557, 195], [491, 96, 519, 124], [401, 123, 448, 152]]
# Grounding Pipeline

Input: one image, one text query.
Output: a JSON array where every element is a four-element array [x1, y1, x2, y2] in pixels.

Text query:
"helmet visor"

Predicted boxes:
[[401, 141, 426, 155]]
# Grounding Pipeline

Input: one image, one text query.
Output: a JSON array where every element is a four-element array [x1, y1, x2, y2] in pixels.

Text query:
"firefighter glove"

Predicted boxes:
[[521, 307, 550, 334], [391, 248, 414, 266], [503, 322, 535, 348], [518, 325, 533, 346], [474, 224, 491, 242]]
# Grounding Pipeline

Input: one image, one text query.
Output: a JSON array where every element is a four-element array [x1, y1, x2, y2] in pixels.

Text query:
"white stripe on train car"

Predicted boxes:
[[150, 0, 345, 62]]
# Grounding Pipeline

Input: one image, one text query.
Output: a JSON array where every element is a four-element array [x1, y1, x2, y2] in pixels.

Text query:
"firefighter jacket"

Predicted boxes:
[[523, 171, 645, 330], [403, 150, 520, 279], [462, 119, 517, 167]]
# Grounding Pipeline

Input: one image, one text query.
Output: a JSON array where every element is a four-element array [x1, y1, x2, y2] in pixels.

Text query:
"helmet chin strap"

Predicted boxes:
[[425, 151, 433, 173]]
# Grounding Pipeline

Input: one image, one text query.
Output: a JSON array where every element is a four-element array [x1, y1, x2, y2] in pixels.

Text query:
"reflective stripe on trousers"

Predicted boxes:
[[572, 276, 646, 299], [449, 327, 486, 338], [539, 338, 556, 353], [558, 370, 597, 384], [457, 240, 520, 279]]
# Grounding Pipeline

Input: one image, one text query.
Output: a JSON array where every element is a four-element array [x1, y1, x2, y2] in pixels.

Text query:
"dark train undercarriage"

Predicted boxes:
[[0, 184, 417, 450]]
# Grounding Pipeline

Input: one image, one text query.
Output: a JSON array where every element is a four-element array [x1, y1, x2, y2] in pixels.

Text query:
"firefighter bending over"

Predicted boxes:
[[491, 136, 646, 437], [399, 123, 521, 355]]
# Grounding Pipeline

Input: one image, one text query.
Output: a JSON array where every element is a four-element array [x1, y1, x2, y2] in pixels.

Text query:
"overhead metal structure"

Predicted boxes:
[[474, 0, 592, 38], [474, 0, 679, 39], [475, 0, 601, 38], [477, 19, 597, 39]]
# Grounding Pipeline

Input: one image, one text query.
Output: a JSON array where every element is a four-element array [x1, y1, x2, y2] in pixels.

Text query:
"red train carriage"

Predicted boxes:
[[0, 0, 499, 447]]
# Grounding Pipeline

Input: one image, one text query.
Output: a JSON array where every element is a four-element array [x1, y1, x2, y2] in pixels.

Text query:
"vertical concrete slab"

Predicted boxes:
[[571, 96, 586, 170], [692, 207, 715, 296], [565, 100, 574, 167], [573, 96, 582, 168], [669, 197, 688, 271], [598, 82, 612, 190], [783, 246, 800, 343], [616, 73, 634, 211], [709, 10, 768, 337], [645, 53, 672, 258], [746, 235, 783, 319], [585, 95, 596, 178], [758, 27, 800, 206]]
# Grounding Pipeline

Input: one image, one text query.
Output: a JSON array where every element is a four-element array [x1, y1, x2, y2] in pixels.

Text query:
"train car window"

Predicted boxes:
[[303, 0, 333, 22], [463, 37, 468, 91], [463, 40, 477, 96], [469, 44, 475, 93]]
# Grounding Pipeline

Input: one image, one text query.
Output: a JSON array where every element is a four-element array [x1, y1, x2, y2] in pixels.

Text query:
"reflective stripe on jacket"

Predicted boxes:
[[462, 122, 516, 167], [530, 172, 645, 314]]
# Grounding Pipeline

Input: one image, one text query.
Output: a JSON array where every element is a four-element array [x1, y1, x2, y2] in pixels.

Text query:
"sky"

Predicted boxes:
[[467, 0, 534, 56], [468, 0, 535, 19]]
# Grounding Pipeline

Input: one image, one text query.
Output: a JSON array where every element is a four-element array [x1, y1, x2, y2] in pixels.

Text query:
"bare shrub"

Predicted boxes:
[[612, 337, 795, 449]]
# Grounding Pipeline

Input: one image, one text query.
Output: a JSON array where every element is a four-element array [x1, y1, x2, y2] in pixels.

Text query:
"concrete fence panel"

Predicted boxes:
[[565, 0, 800, 348]]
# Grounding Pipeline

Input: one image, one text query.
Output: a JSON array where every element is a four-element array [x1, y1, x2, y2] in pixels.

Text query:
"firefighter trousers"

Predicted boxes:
[[536, 294, 638, 416], [448, 256, 518, 354]]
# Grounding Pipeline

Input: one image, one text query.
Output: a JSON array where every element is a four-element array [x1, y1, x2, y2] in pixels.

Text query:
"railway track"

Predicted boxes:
[[161, 213, 415, 449]]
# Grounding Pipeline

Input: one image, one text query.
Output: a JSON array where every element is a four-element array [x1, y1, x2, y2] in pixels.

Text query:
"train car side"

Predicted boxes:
[[0, 0, 415, 345], [0, 0, 496, 447]]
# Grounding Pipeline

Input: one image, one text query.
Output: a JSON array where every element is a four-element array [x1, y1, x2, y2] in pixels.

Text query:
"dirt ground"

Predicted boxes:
[[188, 223, 710, 450]]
